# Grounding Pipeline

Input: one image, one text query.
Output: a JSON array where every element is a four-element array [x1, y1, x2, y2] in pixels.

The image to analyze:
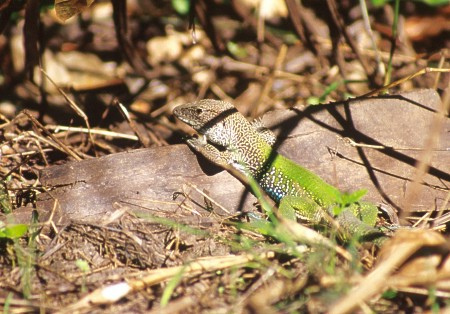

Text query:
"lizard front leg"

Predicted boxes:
[[187, 136, 232, 168]]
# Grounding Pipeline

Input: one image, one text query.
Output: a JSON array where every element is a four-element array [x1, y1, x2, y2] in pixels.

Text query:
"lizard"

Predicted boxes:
[[173, 99, 387, 243]]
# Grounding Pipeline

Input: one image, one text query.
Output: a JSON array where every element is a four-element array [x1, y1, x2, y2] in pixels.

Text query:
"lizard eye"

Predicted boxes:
[[195, 108, 203, 115]]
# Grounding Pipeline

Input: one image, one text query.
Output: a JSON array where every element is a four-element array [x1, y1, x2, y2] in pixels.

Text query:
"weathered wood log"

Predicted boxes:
[[35, 89, 448, 224], [37, 144, 256, 224], [262, 89, 448, 216]]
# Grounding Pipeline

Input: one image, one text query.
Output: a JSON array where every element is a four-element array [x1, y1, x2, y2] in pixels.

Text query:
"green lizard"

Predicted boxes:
[[173, 99, 386, 242]]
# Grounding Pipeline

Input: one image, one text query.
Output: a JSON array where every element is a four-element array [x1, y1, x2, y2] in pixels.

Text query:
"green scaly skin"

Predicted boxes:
[[173, 99, 386, 243]]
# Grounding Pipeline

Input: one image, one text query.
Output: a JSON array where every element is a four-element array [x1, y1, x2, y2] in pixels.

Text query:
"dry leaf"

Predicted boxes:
[[146, 35, 183, 66], [330, 229, 449, 314], [241, 0, 288, 19], [55, 0, 95, 22], [405, 15, 450, 41], [381, 229, 450, 292]]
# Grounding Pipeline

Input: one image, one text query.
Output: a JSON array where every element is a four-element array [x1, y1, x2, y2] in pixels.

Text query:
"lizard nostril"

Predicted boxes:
[[195, 108, 203, 115]]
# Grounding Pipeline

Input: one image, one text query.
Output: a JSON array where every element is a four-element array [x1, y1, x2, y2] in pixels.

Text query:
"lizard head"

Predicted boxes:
[[173, 99, 236, 130], [173, 99, 245, 147]]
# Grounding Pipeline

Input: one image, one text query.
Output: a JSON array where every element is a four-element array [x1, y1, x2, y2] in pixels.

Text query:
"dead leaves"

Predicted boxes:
[[331, 229, 450, 314], [55, 0, 95, 22]]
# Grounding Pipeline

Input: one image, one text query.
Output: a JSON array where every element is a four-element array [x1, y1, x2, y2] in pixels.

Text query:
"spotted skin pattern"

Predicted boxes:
[[174, 100, 340, 206], [174, 99, 382, 238]]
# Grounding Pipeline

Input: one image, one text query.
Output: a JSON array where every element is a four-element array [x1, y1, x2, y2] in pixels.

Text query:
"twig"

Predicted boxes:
[[327, 0, 373, 80], [14, 130, 72, 157], [433, 49, 447, 90], [383, 0, 400, 86], [0, 148, 52, 158], [33, 138, 49, 166], [330, 230, 446, 314], [40, 67, 97, 155], [59, 251, 276, 313], [341, 136, 445, 151], [113, 99, 150, 147], [21, 111, 82, 160], [359, 0, 385, 78], [46, 125, 139, 141], [400, 74, 450, 217], [186, 182, 232, 214], [254, 44, 287, 115], [361, 67, 450, 97]]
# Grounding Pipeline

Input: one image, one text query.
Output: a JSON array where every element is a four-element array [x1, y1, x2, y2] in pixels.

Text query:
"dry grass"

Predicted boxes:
[[0, 0, 449, 312]]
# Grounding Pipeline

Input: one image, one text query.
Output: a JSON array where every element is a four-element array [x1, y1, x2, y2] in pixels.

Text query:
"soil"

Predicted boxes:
[[0, 0, 449, 312]]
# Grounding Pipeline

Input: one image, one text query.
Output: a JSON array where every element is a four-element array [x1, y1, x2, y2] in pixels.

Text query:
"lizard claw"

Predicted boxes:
[[187, 135, 207, 151]]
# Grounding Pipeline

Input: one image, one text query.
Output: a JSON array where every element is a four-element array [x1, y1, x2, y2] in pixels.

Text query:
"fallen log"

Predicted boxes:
[[35, 89, 448, 225]]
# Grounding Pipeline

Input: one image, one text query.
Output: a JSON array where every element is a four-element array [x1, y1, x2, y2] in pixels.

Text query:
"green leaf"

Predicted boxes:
[[332, 189, 367, 216], [382, 289, 397, 299], [370, 0, 389, 7], [244, 220, 275, 236], [370, 0, 449, 6], [172, 0, 190, 15], [342, 189, 368, 205], [75, 259, 90, 272], [227, 42, 248, 58], [0, 224, 28, 239], [0, 182, 12, 214], [320, 81, 341, 102], [307, 96, 321, 105], [421, 0, 450, 5], [161, 265, 186, 306]]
